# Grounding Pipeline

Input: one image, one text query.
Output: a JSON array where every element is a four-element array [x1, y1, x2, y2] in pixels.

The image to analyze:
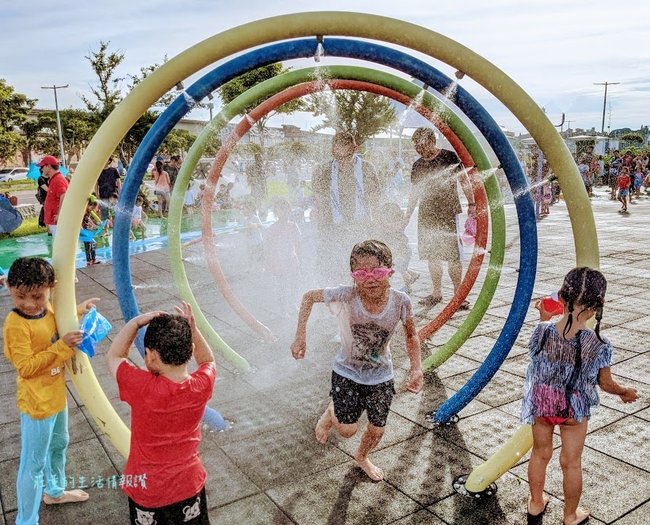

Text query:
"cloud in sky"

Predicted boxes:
[[2, 0, 649, 134]]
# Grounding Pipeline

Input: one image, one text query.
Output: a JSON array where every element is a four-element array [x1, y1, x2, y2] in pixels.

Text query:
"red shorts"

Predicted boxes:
[[538, 416, 570, 426]]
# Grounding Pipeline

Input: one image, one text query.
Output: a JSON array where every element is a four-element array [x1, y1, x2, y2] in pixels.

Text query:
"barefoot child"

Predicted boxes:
[[131, 196, 146, 239], [3, 257, 98, 523], [107, 302, 215, 525], [617, 166, 632, 213], [522, 267, 638, 525], [291, 240, 423, 481]]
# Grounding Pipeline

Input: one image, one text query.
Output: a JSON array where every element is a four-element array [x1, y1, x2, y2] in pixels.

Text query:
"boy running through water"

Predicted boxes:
[[291, 240, 423, 481]]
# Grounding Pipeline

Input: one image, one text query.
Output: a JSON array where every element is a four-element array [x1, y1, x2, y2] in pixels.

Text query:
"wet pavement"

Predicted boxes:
[[1, 185, 649, 524]]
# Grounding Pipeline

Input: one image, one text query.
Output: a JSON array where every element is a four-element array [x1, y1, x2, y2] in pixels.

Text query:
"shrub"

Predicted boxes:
[[0, 217, 47, 239]]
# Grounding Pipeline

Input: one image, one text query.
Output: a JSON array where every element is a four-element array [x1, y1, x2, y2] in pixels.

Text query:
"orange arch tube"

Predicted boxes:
[[200, 80, 488, 340]]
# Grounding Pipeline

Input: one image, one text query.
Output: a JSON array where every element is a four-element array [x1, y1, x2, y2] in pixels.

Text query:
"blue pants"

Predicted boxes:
[[16, 407, 68, 525]]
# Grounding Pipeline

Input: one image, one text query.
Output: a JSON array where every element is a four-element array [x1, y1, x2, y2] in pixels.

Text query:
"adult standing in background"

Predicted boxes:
[[151, 160, 171, 218], [311, 131, 382, 284], [165, 155, 182, 191], [96, 157, 122, 220], [35, 171, 49, 229], [38, 156, 69, 236], [404, 127, 475, 308]]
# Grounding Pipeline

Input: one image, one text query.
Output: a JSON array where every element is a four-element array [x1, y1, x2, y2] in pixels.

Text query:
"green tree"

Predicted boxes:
[[160, 129, 196, 157], [218, 64, 305, 146], [83, 41, 167, 165], [620, 132, 644, 144], [81, 41, 125, 124], [0, 79, 36, 164], [60, 109, 96, 164], [119, 111, 159, 163], [21, 113, 57, 165], [306, 90, 396, 147]]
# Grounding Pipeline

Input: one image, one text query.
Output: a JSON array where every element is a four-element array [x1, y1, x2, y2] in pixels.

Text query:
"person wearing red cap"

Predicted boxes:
[[37, 156, 68, 236]]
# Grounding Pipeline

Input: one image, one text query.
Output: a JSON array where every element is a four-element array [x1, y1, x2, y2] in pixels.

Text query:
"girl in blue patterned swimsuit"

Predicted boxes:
[[522, 268, 638, 525]]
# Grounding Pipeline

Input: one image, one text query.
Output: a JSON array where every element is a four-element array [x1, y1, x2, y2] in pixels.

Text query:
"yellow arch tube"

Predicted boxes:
[[463, 425, 533, 493], [53, 12, 597, 457]]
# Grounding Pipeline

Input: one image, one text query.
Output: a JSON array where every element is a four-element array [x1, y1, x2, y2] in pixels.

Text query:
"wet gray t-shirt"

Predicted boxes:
[[324, 285, 412, 385]]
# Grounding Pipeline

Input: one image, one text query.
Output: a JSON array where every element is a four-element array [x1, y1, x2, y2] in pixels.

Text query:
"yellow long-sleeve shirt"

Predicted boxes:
[[3, 306, 75, 419]]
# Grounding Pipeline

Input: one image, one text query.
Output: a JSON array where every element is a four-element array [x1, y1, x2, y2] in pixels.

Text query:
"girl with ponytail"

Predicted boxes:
[[522, 267, 638, 525]]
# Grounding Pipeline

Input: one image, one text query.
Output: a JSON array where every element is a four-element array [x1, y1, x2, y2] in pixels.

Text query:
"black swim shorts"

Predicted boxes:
[[330, 371, 395, 427]]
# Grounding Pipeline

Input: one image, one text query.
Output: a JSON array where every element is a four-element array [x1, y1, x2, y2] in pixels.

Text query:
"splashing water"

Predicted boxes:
[[441, 80, 459, 103], [181, 90, 198, 110], [397, 87, 427, 128], [510, 176, 553, 202], [475, 167, 500, 182], [314, 39, 325, 62], [131, 282, 176, 291]]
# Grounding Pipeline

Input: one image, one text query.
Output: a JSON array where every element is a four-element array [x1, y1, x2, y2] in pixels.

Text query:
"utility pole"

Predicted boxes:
[[594, 81, 619, 134], [41, 84, 69, 168], [566, 120, 575, 134]]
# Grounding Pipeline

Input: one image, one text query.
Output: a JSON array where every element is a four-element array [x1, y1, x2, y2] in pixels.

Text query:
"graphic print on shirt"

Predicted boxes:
[[50, 333, 61, 376], [350, 322, 390, 370]]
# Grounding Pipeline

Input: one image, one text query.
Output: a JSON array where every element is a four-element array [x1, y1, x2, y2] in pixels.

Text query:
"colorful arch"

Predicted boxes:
[[52, 13, 595, 469]]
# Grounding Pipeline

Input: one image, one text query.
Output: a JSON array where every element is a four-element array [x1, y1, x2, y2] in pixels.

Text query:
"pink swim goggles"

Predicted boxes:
[[350, 267, 393, 281]]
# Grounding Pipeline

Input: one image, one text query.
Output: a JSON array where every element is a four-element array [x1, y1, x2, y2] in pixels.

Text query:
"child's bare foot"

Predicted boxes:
[[563, 506, 590, 525], [43, 489, 89, 505], [315, 410, 333, 444], [354, 456, 384, 481], [527, 494, 549, 517]]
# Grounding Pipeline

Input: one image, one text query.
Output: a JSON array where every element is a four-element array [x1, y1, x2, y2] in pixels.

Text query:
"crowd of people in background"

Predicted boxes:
[[523, 144, 650, 219], [22, 137, 650, 278]]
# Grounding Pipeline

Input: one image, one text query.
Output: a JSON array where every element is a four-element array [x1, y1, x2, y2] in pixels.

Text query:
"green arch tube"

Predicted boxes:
[[167, 64, 505, 370]]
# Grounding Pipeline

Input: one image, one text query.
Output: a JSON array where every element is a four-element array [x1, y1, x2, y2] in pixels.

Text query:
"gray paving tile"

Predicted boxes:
[[612, 502, 650, 524], [0, 393, 20, 425], [600, 375, 650, 415], [199, 440, 260, 508], [612, 353, 650, 386], [268, 461, 422, 525], [587, 415, 650, 472], [634, 407, 650, 422], [390, 370, 492, 426], [370, 432, 481, 507], [442, 370, 525, 408], [208, 493, 293, 525], [389, 509, 446, 524], [452, 408, 524, 461], [219, 422, 351, 490], [602, 327, 650, 353]]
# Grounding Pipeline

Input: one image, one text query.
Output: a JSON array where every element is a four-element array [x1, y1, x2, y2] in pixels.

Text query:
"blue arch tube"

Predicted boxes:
[[113, 37, 536, 425]]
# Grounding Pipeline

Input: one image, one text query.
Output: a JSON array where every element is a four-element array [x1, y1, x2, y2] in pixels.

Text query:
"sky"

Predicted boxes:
[[2, 0, 650, 136]]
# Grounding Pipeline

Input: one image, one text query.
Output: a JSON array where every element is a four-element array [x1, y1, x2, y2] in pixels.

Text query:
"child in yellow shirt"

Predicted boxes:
[[3, 257, 97, 524]]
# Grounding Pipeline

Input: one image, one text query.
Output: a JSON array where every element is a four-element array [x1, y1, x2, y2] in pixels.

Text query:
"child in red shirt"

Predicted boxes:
[[617, 167, 631, 213], [107, 302, 216, 524]]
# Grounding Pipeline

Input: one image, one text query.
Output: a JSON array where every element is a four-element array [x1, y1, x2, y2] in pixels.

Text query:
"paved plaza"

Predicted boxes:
[[1, 186, 649, 524]]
